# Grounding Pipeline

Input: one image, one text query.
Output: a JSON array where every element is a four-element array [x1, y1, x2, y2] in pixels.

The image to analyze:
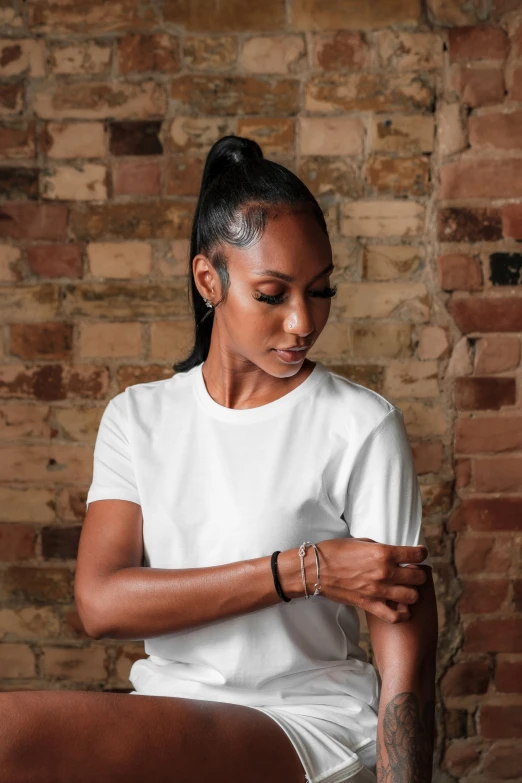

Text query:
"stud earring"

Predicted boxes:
[[203, 289, 215, 309]]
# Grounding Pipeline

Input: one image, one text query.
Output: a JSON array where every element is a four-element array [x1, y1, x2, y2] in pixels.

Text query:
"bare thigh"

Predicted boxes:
[[0, 690, 306, 783]]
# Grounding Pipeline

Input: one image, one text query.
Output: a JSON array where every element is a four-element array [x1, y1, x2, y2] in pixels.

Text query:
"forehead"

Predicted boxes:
[[227, 209, 332, 275]]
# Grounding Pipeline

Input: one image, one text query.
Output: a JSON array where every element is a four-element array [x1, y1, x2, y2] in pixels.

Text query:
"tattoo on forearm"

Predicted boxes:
[[376, 692, 434, 783]]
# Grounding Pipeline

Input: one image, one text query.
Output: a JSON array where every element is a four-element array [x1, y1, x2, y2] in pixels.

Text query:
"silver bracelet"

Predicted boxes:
[[298, 541, 322, 599]]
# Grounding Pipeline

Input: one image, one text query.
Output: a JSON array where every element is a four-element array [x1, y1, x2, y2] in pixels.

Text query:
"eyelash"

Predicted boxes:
[[253, 285, 338, 306]]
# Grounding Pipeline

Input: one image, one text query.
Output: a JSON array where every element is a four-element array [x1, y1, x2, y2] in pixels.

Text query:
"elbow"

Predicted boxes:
[[74, 589, 108, 640]]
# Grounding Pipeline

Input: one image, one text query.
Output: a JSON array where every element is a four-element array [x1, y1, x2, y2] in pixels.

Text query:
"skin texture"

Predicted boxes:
[[0, 208, 436, 783]]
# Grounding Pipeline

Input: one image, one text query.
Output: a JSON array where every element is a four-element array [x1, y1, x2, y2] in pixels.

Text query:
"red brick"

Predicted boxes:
[[0, 566, 73, 603], [27, 245, 82, 278], [0, 203, 68, 240], [455, 377, 516, 411], [510, 67, 522, 101], [464, 618, 522, 653], [411, 440, 444, 474], [438, 254, 482, 291], [70, 202, 192, 240], [112, 160, 161, 196], [26, 0, 157, 32], [496, 659, 522, 693], [164, 0, 286, 31], [442, 742, 480, 777], [452, 65, 505, 107], [502, 203, 522, 240], [455, 458, 471, 490], [0, 524, 37, 562], [470, 110, 522, 151], [515, 580, 522, 612], [0, 121, 36, 158], [448, 26, 510, 62], [9, 323, 73, 361], [171, 75, 299, 116], [165, 156, 205, 197], [449, 498, 522, 533], [0, 82, 23, 114], [455, 535, 512, 574], [458, 579, 509, 614], [480, 705, 522, 739], [473, 457, 522, 492], [448, 297, 522, 333], [41, 526, 81, 559], [312, 31, 370, 70], [440, 660, 490, 697], [455, 416, 522, 454], [474, 335, 521, 374], [117, 34, 180, 74], [483, 745, 522, 779], [0, 363, 109, 401], [441, 159, 522, 200], [438, 207, 502, 243]]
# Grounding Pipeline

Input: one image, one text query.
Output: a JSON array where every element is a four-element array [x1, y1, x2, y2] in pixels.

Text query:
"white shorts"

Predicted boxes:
[[129, 692, 376, 783]]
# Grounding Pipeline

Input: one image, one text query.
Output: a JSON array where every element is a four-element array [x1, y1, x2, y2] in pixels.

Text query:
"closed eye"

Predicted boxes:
[[253, 285, 337, 305]]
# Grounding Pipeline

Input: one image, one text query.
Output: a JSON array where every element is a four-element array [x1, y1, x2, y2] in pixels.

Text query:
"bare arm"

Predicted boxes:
[[366, 567, 438, 783]]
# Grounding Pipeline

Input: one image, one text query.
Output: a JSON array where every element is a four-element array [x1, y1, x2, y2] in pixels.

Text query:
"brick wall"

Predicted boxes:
[[1, 0, 521, 779]]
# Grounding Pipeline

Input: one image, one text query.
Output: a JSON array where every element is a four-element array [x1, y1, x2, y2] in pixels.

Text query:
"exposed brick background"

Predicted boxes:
[[1, 1, 522, 779]]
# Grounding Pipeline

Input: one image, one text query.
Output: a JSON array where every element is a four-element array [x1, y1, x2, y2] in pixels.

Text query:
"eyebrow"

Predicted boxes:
[[252, 262, 335, 284]]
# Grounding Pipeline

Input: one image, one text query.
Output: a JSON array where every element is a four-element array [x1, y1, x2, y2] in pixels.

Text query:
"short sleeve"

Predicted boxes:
[[86, 395, 141, 509], [344, 407, 432, 568]]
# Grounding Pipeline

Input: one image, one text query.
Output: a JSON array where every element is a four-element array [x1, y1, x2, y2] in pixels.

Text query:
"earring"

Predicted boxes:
[[203, 289, 215, 309]]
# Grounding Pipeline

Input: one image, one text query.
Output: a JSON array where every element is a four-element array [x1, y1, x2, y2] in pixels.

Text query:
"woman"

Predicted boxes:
[[1, 136, 437, 783]]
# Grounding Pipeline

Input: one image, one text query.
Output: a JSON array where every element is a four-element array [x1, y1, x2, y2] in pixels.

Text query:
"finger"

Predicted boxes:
[[365, 600, 407, 624], [392, 566, 427, 586], [396, 602, 410, 620], [385, 586, 419, 605], [392, 545, 428, 564]]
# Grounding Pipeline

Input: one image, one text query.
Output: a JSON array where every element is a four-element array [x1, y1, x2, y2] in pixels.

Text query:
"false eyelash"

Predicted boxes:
[[254, 285, 338, 305]]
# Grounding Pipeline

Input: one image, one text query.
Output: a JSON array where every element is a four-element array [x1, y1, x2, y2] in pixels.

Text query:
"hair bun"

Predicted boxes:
[[200, 135, 264, 193]]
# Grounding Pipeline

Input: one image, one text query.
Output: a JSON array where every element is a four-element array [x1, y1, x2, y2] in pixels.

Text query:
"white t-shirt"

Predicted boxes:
[[86, 359, 431, 749]]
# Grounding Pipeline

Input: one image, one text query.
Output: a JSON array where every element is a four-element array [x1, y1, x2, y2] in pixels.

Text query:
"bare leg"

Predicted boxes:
[[0, 690, 306, 783]]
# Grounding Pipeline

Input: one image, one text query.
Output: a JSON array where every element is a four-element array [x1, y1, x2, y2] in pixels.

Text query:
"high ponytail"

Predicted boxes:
[[172, 135, 329, 373]]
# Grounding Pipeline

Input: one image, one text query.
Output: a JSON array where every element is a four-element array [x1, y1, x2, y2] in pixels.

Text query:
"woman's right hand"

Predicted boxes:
[[311, 537, 429, 623]]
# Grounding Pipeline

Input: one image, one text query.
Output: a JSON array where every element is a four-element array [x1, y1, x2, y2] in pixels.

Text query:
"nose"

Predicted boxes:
[[286, 301, 315, 337]]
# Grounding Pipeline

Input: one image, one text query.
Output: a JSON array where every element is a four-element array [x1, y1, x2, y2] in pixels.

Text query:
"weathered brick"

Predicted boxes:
[[1, 565, 73, 603], [109, 121, 163, 156], [0, 404, 50, 439], [371, 114, 434, 154], [427, 0, 483, 25], [0, 245, 22, 281], [117, 34, 180, 74], [502, 204, 522, 240], [53, 406, 103, 443], [0, 82, 24, 115], [43, 121, 105, 159], [299, 157, 361, 199], [440, 660, 490, 697], [456, 416, 522, 454], [377, 31, 443, 70], [171, 75, 299, 116], [384, 360, 439, 398], [0, 121, 36, 158], [10, 322, 73, 360], [182, 35, 236, 71], [438, 254, 482, 291], [401, 401, 448, 437], [480, 705, 522, 739], [0, 524, 37, 562], [496, 659, 522, 693], [0, 443, 93, 482], [352, 322, 412, 359], [366, 155, 430, 196], [330, 364, 383, 394], [441, 742, 481, 778], [438, 207, 502, 242], [0, 167, 38, 199], [449, 498, 522, 533], [510, 66, 522, 101], [437, 102, 467, 157], [0, 606, 60, 640], [0, 38, 46, 77], [458, 579, 508, 614], [0, 487, 55, 523], [455, 535, 512, 574], [165, 156, 205, 197], [70, 202, 192, 241], [0, 363, 109, 400], [33, 81, 166, 120], [336, 282, 429, 321], [363, 245, 421, 281], [342, 200, 425, 238], [116, 364, 173, 390], [293, 0, 421, 29], [0, 644, 36, 677], [474, 335, 520, 374], [41, 526, 81, 559], [112, 160, 161, 196], [61, 282, 189, 318], [49, 41, 111, 74], [42, 646, 107, 681], [464, 619, 522, 653], [470, 110, 522, 151], [311, 31, 370, 70], [164, 0, 285, 30], [0, 203, 68, 240], [305, 73, 433, 113], [441, 159, 522, 199], [41, 163, 108, 200], [299, 117, 364, 156], [87, 242, 152, 278], [236, 118, 294, 156], [420, 482, 452, 514], [0, 283, 60, 321], [241, 35, 306, 74], [448, 26, 510, 61], [416, 326, 449, 359], [411, 441, 444, 474], [448, 297, 522, 333], [483, 745, 522, 778], [26, 0, 157, 32], [452, 65, 505, 107], [455, 377, 516, 411], [78, 322, 142, 358], [27, 244, 82, 278], [473, 457, 522, 492], [149, 320, 194, 362]]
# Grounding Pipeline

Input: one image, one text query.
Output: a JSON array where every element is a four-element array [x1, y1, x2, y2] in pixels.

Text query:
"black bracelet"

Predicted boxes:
[[271, 550, 291, 602]]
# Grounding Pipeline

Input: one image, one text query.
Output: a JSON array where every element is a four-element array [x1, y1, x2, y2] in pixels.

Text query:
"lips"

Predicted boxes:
[[274, 346, 310, 363]]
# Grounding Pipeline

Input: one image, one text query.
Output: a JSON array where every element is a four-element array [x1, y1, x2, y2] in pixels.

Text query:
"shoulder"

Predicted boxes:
[[108, 368, 195, 421], [319, 365, 401, 443]]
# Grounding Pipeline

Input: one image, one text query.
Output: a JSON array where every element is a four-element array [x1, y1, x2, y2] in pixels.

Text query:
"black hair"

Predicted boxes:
[[172, 134, 330, 373]]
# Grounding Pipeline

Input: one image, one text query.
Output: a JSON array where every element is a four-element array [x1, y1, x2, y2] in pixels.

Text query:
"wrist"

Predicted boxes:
[[276, 548, 314, 600]]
